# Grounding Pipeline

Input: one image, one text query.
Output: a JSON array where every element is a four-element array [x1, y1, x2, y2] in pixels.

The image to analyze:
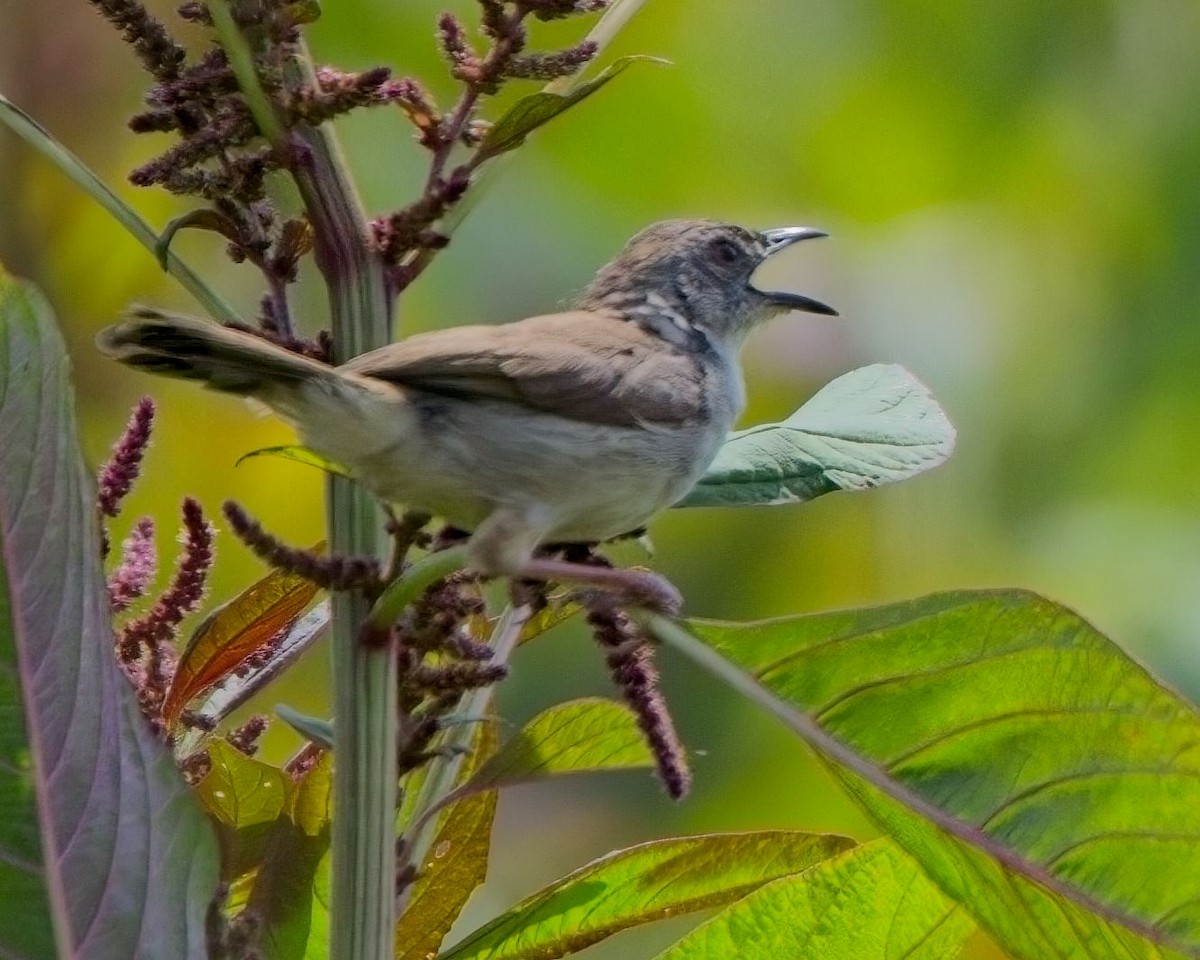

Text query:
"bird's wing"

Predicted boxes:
[[341, 312, 707, 427]]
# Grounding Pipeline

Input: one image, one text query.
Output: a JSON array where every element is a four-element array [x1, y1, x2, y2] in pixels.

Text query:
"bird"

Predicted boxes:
[[97, 218, 836, 612]]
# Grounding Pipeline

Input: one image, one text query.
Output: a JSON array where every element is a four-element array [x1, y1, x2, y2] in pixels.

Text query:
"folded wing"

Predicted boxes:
[[341, 312, 708, 428]]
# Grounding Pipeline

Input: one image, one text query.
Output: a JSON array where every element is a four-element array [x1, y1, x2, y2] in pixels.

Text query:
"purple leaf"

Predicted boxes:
[[0, 269, 219, 959]]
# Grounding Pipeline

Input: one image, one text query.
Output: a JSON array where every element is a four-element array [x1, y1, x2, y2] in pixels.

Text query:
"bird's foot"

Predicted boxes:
[[517, 558, 682, 616]]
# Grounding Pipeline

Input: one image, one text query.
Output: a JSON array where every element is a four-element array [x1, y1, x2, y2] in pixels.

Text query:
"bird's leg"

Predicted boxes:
[[468, 507, 682, 615]]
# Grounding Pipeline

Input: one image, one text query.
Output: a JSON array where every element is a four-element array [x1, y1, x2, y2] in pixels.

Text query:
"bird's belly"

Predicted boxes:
[[316, 394, 728, 542]]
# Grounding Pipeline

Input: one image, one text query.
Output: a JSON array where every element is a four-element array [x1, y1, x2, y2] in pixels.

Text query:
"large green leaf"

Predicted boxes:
[[439, 830, 854, 960], [677, 364, 955, 508], [652, 590, 1200, 960], [654, 840, 973, 960], [0, 268, 219, 958]]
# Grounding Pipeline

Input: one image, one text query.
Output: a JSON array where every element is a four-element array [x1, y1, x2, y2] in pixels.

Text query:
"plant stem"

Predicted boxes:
[[544, 0, 652, 94], [398, 0, 653, 292], [205, 0, 286, 146], [278, 38, 396, 960]]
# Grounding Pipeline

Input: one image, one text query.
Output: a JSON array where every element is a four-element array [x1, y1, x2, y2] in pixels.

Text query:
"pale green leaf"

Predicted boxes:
[[440, 831, 854, 960], [678, 364, 955, 508], [195, 740, 289, 833], [654, 840, 973, 960], [461, 698, 653, 794], [651, 590, 1200, 960], [236, 444, 352, 478], [276, 704, 334, 751]]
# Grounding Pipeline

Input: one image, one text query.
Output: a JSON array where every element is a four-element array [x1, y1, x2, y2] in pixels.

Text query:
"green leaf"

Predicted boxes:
[[517, 598, 582, 645], [650, 590, 1200, 960], [195, 740, 290, 879], [440, 830, 854, 960], [677, 364, 955, 508], [246, 751, 333, 960], [236, 444, 353, 478], [0, 95, 241, 324], [477, 56, 669, 161], [0, 267, 219, 958], [396, 718, 500, 960], [460, 697, 654, 795], [654, 840, 973, 960], [197, 742, 334, 960], [154, 208, 243, 271], [277, 704, 334, 751]]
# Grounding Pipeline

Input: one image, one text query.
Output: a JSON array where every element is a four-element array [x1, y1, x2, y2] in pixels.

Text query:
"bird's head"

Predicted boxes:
[[580, 218, 837, 346]]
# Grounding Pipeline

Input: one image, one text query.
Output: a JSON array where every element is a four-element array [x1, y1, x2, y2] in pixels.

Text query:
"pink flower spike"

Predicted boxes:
[[108, 517, 158, 612], [118, 497, 214, 725]]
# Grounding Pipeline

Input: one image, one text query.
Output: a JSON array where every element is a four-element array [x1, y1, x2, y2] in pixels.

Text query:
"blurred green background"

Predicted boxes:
[[3, 1, 1198, 956]]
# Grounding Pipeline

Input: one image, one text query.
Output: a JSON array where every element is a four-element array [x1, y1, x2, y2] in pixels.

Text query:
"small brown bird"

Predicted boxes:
[[98, 219, 835, 610]]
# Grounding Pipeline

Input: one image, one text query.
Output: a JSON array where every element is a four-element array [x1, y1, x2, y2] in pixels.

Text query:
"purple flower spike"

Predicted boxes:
[[118, 497, 214, 726], [588, 606, 692, 800], [97, 396, 155, 519]]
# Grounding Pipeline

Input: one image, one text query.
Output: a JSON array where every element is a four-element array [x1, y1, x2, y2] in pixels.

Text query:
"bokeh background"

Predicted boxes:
[[3, 1, 1199, 956]]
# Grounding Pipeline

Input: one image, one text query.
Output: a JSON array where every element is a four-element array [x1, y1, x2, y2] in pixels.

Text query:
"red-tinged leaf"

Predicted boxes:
[[0, 268, 218, 959], [177, 601, 330, 758], [164, 564, 321, 723]]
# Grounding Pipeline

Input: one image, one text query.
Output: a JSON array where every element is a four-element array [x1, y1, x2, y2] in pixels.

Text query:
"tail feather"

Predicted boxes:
[[97, 307, 333, 396]]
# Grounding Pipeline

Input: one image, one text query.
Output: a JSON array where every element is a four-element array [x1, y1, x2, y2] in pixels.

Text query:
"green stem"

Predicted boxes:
[[0, 94, 242, 325], [409, 0, 656, 282], [543, 0, 653, 94], [205, 0, 287, 146], [204, 21, 397, 958]]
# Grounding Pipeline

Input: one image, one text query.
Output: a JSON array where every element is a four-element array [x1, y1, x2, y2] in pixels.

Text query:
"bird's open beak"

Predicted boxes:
[[755, 227, 838, 316]]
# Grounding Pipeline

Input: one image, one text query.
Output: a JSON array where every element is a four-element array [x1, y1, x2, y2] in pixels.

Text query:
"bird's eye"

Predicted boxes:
[[710, 238, 742, 265]]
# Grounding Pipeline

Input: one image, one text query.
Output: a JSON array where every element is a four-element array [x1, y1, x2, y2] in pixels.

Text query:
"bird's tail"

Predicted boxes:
[[97, 307, 338, 399]]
